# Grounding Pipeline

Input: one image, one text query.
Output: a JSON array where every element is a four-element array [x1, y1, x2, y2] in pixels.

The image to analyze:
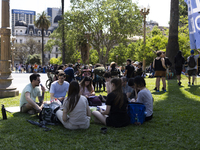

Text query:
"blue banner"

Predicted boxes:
[[185, 0, 200, 49]]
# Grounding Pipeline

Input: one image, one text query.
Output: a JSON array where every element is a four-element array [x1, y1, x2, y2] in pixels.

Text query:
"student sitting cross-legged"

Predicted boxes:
[[92, 78, 130, 127], [56, 81, 91, 129]]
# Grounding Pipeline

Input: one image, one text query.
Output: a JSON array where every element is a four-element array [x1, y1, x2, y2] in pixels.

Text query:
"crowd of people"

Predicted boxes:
[[19, 49, 200, 129]]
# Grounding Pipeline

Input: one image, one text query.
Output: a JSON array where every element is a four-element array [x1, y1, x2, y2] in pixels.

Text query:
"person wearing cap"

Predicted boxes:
[[187, 49, 200, 85]]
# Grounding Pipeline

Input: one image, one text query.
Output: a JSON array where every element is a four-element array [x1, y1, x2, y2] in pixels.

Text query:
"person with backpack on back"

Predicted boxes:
[[187, 49, 200, 85], [174, 51, 185, 86]]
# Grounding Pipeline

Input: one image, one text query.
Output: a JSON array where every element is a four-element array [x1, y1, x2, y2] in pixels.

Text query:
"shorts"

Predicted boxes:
[[175, 67, 182, 75], [154, 71, 166, 77], [188, 69, 196, 76], [20, 103, 30, 113]]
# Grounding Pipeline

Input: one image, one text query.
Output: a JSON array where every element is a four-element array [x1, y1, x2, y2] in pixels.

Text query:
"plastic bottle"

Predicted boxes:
[[2, 104, 7, 120]]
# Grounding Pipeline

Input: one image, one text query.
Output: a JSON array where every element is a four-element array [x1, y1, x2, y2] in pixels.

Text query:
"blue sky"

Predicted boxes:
[[0, 0, 171, 27]]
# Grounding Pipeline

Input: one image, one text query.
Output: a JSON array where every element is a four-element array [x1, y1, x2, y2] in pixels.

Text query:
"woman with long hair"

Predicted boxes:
[[174, 51, 185, 86], [56, 81, 91, 129], [80, 76, 95, 98], [92, 78, 130, 127]]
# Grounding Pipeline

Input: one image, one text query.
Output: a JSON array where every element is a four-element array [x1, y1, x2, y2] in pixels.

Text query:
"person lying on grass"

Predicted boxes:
[[129, 76, 153, 122], [56, 81, 91, 129], [92, 78, 130, 127], [20, 73, 46, 115]]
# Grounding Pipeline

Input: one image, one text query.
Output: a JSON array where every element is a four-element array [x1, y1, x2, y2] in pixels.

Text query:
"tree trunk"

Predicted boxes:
[[41, 28, 44, 66], [166, 0, 179, 70]]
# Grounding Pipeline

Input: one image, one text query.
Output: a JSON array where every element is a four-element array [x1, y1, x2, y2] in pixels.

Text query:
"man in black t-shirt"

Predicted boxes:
[[124, 59, 135, 79]]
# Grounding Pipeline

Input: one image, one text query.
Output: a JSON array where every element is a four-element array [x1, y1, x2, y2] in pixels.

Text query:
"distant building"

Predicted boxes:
[[46, 7, 61, 27], [12, 8, 63, 65], [11, 9, 36, 35]]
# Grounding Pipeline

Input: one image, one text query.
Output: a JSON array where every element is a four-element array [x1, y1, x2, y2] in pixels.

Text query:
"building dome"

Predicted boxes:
[[15, 20, 27, 27], [54, 15, 62, 23]]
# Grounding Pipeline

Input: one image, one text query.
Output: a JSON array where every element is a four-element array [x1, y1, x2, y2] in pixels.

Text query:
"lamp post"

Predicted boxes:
[[140, 5, 150, 72], [11, 36, 16, 71], [0, 0, 19, 97]]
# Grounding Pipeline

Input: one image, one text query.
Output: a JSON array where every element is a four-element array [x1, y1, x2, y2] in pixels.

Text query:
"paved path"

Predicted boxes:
[[11, 72, 48, 93]]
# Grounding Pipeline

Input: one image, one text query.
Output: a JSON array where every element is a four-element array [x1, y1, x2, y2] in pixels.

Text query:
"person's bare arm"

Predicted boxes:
[[161, 58, 167, 69], [25, 92, 41, 112], [101, 105, 111, 115], [126, 92, 131, 99], [153, 59, 155, 69], [50, 93, 64, 101], [87, 106, 91, 117], [124, 70, 128, 76]]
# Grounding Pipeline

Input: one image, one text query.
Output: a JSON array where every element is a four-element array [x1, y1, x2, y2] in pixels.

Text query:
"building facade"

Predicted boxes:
[[12, 8, 62, 66]]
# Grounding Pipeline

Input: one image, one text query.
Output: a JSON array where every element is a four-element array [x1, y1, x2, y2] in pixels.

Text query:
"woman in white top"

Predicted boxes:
[[56, 81, 91, 129]]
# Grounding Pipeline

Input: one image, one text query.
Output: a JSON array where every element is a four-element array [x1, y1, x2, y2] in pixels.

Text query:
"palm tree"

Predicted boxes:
[[35, 11, 51, 66], [166, 0, 179, 69]]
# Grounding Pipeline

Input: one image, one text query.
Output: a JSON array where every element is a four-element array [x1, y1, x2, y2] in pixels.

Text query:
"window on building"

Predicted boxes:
[[56, 47, 58, 52], [20, 30, 22, 32], [38, 31, 41, 36], [38, 40, 40, 43], [48, 32, 51, 36], [48, 54, 50, 59], [20, 39, 22, 43], [43, 40, 46, 44], [43, 31, 46, 36], [16, 40, 17, 43], [56, 54, 58, 58]]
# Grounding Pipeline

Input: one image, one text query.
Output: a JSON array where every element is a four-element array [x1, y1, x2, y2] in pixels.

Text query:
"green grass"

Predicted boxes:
[[0, 75, 200, 149]]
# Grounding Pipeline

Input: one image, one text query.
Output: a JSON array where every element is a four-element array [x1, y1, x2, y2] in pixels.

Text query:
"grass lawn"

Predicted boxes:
[[0, 75, 200, 149]]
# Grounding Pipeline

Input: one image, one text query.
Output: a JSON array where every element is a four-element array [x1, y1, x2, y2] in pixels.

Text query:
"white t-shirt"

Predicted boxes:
[[137, 88, 153, 117], [20, 83, 42, 107], [187, 54, 199, 70]]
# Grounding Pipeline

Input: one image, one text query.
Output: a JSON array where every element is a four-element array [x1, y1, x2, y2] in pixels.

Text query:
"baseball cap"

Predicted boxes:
[[191, 50, 194, 54]]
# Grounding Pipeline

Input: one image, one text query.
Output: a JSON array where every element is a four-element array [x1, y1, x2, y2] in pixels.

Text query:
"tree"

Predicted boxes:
[[14, 43, 28, 63], [35, 11, 51, 66], [166, 0, 179, 70], [69, 0, 142, 64], [22, 38, 41, 55], [27, 54, 41, 65]]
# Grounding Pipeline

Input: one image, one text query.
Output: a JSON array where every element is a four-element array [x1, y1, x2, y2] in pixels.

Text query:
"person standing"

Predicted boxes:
[[174, 51, 185, 86], [187, 49, 200, 85], [124, 58, 135, 79], [64, 63, 74, 83], [153, 51, 167, 92]]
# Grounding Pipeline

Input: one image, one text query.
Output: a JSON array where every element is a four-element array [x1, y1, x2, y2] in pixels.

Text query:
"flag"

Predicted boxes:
[[185, 0, 200, 49]]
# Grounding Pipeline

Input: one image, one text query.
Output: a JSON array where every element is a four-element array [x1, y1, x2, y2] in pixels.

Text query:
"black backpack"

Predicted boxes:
[[39, 102, 60, 125], [188, 56, 196, 68]]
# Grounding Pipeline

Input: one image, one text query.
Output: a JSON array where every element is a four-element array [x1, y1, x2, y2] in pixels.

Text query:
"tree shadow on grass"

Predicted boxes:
[[151, 78, 200, 149]]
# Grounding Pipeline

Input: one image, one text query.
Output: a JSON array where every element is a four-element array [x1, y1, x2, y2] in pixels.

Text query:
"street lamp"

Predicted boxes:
[[140, 5, 150, 72]]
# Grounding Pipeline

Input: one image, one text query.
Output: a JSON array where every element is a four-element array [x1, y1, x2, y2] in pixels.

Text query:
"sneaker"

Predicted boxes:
[[156, 90, 159, 92], [178, 82, 181, 86], [153, 87, 157, 91], [192, 83, 194, 86], [163, 89, 167, 92], [188, 82, 190, 85], [162, 87, 165, 91]]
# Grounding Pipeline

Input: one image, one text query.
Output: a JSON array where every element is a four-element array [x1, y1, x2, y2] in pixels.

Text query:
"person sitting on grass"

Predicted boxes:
[[92, 78, 130, 127], [80, 76, 95, 98], [121, 77, 133, 100], [133, 76, 153, 121], [50, 72, 69, 104], [20, 73, 46, 114], [56, 81, 91, 129], [80, 76, 102, 105]]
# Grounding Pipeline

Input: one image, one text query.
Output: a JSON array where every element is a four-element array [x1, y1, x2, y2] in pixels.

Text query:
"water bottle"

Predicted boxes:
[[1, 104, 7, 120]]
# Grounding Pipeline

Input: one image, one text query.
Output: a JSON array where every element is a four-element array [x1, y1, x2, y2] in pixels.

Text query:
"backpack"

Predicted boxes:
[[39, 102, 60, 125], [87, 96, 102, 106], [94, 67, 106, 76], [188, 55, 196, 68], [127, 102, 146, 125]]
